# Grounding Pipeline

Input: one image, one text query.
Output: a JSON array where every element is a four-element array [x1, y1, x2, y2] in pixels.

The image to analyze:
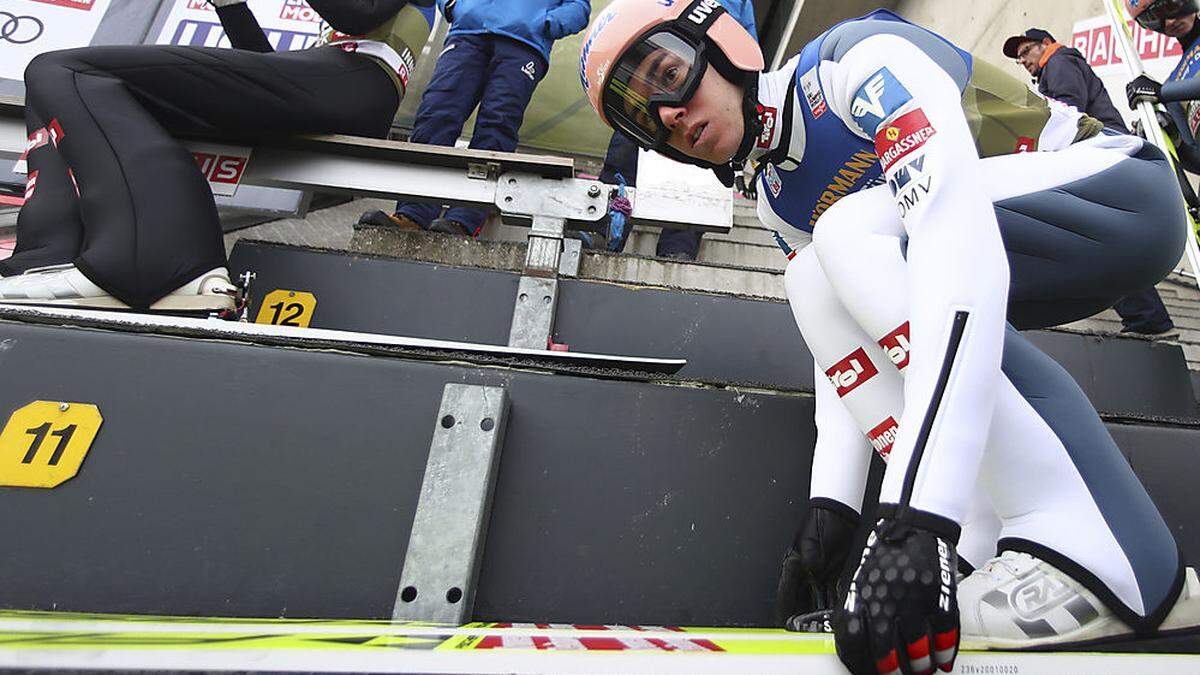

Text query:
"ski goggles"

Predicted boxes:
[[1134, 0, 1199, 32], [602, 29, 708, 149]]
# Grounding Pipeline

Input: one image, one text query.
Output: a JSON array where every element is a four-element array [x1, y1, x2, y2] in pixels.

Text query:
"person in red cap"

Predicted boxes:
[[581, 2, 1199, 673]]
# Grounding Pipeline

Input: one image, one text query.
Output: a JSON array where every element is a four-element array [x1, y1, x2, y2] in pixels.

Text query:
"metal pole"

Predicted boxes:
[[1103, 0, 1200, 295]]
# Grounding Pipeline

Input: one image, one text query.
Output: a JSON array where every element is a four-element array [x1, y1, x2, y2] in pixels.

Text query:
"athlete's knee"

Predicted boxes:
[[23, 50, 88, 110], [811, 199, 871, 283], [785, 246, 843, 325]]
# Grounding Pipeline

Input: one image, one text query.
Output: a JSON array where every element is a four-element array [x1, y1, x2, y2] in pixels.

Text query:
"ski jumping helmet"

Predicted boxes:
[[580, 0, 765, 185], [1127, 0, 1200, 33]]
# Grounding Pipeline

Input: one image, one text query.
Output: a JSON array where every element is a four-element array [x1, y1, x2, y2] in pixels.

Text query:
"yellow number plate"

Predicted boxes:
[[0, 401, 103, 488], [255, 290, 317, 328]]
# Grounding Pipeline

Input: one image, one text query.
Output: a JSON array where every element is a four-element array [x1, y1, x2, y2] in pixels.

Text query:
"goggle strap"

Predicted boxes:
[[674, 0, 727, 41]]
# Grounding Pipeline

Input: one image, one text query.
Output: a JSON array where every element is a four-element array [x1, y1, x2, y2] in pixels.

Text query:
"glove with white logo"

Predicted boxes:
[[777, 499, 860, 627], [833, 515, 960, 675], [1126, 74, 1163, 108]]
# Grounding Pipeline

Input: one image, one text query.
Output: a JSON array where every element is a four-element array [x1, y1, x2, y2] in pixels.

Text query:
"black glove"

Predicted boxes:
[[776, 499, 860, 627], [1127, 74, 1163, 108], [1132, 109, 1181, 144], [833, 514, 960, 675]]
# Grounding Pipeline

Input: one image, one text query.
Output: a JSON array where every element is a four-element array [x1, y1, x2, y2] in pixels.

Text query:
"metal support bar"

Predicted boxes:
[[523, 216, 566, 278], [392, 384, 509, 624], [559, 238, 582, 278], [499, 174, 580, 349], [507, 276, 559, 350]]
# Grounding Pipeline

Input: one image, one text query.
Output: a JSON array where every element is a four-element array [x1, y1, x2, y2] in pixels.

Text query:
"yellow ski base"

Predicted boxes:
[[0, 610, 1197, 673]]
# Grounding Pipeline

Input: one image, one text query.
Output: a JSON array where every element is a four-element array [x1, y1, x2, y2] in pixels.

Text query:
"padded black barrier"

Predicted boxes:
[[0, 321, 1198, 629], [0, 321, 811, 625], [229, 241, 1199, 418]]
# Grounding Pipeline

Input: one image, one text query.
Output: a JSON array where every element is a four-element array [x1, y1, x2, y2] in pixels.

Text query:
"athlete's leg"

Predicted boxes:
[[785, 246, 889, 513], [785, 245, 999, 570], [0, 102, 84, 276], [814, 136, 1185, 628], [395, 35, 491, 229], [442, 36, 547, 234], [21, 45, 398, 307]]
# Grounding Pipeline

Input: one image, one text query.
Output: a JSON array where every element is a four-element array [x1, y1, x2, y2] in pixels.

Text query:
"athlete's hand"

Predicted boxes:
[[833, 517, 960, 675], [1127, 75, 1163, 107], [776, 499, 859, 627], [1131, 109, 1179, 142]]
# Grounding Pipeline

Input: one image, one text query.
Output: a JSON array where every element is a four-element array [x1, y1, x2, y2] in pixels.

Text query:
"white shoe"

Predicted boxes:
[[0, 265, 235, 312], [959, 550, 1200, 649]]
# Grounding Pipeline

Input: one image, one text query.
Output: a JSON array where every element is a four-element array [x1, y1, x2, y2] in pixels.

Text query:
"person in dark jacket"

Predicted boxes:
[[1004, 28, 1178, 338], [362, 0, 591, 237], [1004, 28, 1129, 132]]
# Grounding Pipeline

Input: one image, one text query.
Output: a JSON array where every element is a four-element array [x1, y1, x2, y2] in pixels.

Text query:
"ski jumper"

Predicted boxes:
[[6, 0, 434, 308], [757, 10, 1185, 630]]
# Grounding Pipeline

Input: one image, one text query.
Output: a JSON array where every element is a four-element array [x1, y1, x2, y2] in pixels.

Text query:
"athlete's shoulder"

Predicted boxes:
[[817, 10, 971, 88]]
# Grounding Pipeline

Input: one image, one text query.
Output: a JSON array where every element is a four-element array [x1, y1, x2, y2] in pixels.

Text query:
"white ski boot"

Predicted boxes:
[[959, 550, 1200, 649], [0, 264, 235, 312]]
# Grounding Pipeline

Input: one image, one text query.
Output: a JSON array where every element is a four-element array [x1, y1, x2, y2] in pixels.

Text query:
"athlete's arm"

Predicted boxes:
[[1160, 76, 1200, 104], [836, 31, 1007, 562], [545, 1, 591, 40], [1164, 102, 1200, 173], [208, 0, 274, 53], [828, 34, 1009, 675], [307, 0, 414, 36]]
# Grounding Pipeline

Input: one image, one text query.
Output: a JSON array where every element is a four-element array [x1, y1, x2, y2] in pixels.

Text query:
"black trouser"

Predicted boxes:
[[1113, 288, 1174, 333], [9, 45, 398, 307]]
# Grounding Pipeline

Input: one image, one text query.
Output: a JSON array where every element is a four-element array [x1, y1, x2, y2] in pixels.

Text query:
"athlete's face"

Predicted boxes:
[[1163, 13, 1197, 38], [1015, 39, 1050, 76], [653, 64, 746, 165]]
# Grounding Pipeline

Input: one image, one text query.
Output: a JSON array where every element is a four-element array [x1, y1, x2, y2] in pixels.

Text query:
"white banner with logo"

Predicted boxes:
[[1071, 15, 1183, 128], [153, 0, 322, 51], [0, 0, 113, 81]]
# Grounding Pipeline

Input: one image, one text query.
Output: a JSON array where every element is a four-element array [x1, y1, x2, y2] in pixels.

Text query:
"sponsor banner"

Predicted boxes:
[[24, 169, 37, 200], [868, 417, 899, 461], [0, 0, 112, 81], [757, 105, 777, 148], [878, 322, 911, 371], [799, 66, 827, 119], [875, 109, 937, 173], [1072, 15, 1180, 79], [154, 0, 322, 51], [851, 67, 913, 135], [188, 142, 252, 197], [826, 347, 879, 398], [764, 163, 783, 198]]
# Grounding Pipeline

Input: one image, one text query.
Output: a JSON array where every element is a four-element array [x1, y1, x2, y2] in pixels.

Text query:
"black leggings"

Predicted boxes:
[[9, 45, 398, 307]]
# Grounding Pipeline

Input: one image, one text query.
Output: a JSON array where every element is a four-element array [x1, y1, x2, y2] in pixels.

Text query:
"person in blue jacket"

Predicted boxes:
[[596, 0, 757, 259], [361, 0, 591, 236]]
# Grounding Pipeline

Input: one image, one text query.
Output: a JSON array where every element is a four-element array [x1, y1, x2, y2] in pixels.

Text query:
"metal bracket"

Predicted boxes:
[[467, 161, 501, 181], [507, 276, 558, 349], [393, 384, 509, 624], [524, 216, 566, 278], [559, 238, 582, 278], [495, 173, 607, 222]]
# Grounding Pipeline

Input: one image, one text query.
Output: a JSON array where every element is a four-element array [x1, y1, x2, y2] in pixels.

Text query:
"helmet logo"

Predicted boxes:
[[580, 9, 618, 92], [687, 0, 721, 25], [886, 127, 900, 142]]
